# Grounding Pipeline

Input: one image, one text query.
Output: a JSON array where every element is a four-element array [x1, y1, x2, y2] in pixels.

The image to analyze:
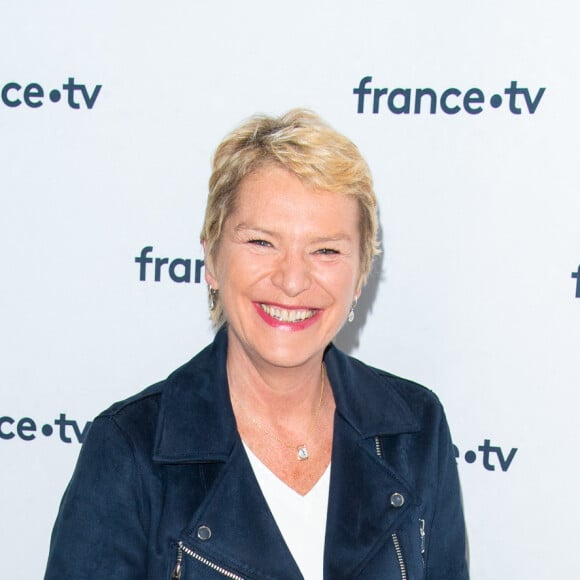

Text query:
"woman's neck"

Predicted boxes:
[[226, 336, 335, 495], [225, 340, 326, 427]]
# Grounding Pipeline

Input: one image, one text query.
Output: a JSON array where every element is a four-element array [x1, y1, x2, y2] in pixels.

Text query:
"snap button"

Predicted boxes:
[[197, 525, 212, 541], [390, 492, 405, 508]]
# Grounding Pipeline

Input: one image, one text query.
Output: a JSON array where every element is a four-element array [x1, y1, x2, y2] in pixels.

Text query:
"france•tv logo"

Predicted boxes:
[[572, 265, 580, 298], [454, 439, 518, 472], [353, 76, 546, 115], [135, 246, 205, 283], [1, 77, 102, 109], [0, 413, 91, 443]]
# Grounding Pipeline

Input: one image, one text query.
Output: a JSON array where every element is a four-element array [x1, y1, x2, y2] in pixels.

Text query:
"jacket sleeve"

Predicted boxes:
[[425, 412, 470, 580], [44, 415, 148, 580]]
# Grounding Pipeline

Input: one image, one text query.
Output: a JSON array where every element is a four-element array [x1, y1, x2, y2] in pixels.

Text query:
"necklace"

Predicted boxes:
[[231, 364, 326, 462]]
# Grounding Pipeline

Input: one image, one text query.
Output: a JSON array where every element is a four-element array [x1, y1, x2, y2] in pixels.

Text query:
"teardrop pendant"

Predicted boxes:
[[297, 445, 309, 461]]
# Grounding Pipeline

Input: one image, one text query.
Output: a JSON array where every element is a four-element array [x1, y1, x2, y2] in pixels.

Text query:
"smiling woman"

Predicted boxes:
[[45, 109, 469, 580], [207, 166, 362, 370]]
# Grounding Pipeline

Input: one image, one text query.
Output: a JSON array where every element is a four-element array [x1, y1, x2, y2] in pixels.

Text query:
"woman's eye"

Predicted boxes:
[[248, 239, 271, 247], [315, 248, 339, 255]]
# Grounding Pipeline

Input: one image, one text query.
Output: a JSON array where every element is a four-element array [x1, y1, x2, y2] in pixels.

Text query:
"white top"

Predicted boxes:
[[243, 443, 331, 580]]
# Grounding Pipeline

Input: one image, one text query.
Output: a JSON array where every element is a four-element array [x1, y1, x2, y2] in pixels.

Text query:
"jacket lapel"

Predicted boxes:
[[180, 439, 302, 579], [324, 413, 417, 578], [153, 330, 301, 578], [153, 330, 238, 463], [323, 346, 422, 578]]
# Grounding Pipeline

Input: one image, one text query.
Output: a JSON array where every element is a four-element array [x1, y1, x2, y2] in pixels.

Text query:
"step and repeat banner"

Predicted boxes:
[[1, 1, 578, 578]]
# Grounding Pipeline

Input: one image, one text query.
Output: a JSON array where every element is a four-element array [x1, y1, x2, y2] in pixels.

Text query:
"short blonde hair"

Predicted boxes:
[[201, 108, 379, 326]]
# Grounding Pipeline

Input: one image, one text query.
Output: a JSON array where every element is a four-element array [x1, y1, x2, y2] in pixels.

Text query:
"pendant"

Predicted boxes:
[[297, 445, 309, 461]]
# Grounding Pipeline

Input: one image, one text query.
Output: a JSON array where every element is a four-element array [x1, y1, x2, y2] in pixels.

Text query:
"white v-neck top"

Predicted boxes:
[[243, 443, 331, 580]]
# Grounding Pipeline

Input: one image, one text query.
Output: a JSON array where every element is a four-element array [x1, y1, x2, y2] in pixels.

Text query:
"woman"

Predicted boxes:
[[45, 110, 469, 579]]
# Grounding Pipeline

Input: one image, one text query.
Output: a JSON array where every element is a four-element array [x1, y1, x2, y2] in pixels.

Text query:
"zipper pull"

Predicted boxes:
[[171, 542, 183, 580], [419, 518, 426, 555]]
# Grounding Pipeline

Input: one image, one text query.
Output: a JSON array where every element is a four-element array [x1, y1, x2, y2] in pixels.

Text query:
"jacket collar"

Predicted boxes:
[[153, 327, 420, 463], [154, 329, 423, 577]]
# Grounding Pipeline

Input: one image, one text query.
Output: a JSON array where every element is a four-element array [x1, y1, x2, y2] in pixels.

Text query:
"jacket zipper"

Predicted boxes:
[[172, 541, 245, 580], [374, 435, 383, 458], [391, 533, 408, 580], [375, 436, 408, 580], [419, 517, 426, 567]]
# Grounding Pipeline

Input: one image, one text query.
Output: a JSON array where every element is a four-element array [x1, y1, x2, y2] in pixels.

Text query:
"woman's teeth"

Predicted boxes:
[[260, 304, 316, 322]]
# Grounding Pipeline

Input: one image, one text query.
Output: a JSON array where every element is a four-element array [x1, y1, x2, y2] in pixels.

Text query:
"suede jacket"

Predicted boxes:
[[45, 329, 469, 579]]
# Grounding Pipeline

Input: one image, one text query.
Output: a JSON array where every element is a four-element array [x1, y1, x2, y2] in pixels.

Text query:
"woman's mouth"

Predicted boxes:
[[259, 304, 317, 323], [254, 303, 321, 330]]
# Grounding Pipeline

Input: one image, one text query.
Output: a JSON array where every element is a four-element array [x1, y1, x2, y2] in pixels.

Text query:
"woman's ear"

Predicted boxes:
[[354, 278, 363, 301], [202, 240, 219, 289]]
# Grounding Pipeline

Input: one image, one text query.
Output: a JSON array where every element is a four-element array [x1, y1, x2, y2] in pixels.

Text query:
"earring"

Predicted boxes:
[[208, 286, 218, 311], [347, 297, 358, 323]]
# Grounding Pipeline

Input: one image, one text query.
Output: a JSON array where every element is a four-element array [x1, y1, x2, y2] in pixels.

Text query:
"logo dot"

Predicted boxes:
[[464, 450, 477, 463], [42, 424, 53, 436], [490, 94, 502, 108], [49, 89, 61, 103]]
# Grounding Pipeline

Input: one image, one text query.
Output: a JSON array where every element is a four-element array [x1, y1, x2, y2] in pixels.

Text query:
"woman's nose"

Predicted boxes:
[[271, 251, 312, 296]]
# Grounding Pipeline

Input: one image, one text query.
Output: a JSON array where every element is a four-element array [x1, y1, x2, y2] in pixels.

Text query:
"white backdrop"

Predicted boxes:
[[1, 1, 579, 578]]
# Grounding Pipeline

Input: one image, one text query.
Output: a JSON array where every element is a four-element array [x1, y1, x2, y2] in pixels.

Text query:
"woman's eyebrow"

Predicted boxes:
[[234, 224, 354, 243], [310, 234, 355, 244], [234, 224, 275, 236]]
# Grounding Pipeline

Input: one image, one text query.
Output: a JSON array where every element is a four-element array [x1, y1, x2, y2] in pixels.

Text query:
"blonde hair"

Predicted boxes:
[[201, 108, 379, 326]]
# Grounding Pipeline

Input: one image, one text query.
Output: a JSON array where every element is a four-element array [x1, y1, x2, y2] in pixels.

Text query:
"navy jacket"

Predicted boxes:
[[45, 330, 469, 579]]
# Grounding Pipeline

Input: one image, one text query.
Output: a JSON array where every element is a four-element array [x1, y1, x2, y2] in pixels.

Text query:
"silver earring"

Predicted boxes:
[[208, 286, 218, 311], [348, 297, 358, 323]]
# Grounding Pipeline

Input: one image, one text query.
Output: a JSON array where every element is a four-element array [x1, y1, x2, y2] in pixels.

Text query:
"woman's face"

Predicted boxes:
[[205, 164, 362, 370]]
